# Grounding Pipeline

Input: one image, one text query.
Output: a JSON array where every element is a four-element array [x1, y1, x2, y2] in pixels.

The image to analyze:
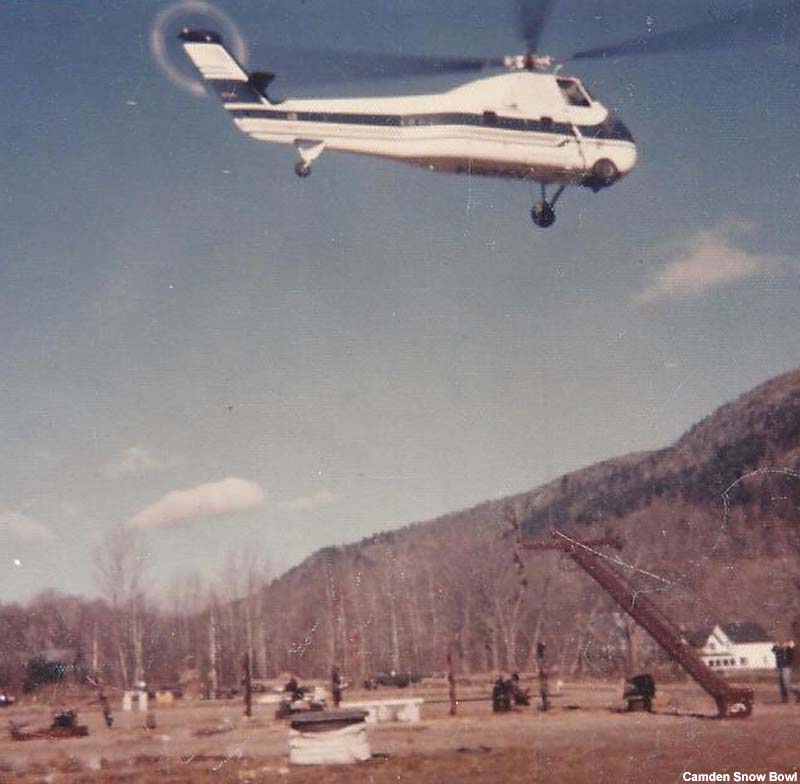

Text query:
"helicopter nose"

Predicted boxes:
[[615, 143, 638, 176]]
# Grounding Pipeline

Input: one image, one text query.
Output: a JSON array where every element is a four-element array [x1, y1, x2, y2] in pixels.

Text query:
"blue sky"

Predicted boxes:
[[1, 0, 799, 601]]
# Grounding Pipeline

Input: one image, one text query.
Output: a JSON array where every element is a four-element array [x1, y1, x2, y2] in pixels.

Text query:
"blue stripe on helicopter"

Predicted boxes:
[[228, 108, 575, 135], [226, 106, 634, 142]]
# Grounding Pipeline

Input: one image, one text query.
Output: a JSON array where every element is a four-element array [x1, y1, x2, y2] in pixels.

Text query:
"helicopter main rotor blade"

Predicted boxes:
[[253, 46, 504, 85], [566, 0, 800, 61], [517, 0, 557, 53]]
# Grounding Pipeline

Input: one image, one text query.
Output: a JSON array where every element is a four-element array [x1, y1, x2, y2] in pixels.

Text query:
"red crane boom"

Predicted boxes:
[[516, 525, 753, 718]]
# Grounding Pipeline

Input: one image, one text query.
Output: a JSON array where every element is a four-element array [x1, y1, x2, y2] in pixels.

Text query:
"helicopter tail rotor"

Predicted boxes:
[[178, 28, 268, 105], [149, 1, 249, 97]]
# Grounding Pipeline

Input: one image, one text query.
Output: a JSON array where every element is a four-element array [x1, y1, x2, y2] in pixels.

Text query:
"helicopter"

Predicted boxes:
[[170, 1, 798, 227]]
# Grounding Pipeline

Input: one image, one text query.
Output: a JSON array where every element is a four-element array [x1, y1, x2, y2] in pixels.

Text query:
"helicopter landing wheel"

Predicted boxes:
[[294, 161, 312, 178], [530, 182, 566, 228], [531, 200, 556, 228]]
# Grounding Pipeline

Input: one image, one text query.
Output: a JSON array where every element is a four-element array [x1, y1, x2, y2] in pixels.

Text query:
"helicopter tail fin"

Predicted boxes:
[[179, 29, 270, 105]]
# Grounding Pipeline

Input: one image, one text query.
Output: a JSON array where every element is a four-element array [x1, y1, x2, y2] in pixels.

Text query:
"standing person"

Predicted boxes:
[[492, 673, 511, 712], [331, 667, 342, 708], [785, 641, 796, 701], [772, 641, 792, 703], [98, 688, 113, 728], [285, 674, 303, 702]]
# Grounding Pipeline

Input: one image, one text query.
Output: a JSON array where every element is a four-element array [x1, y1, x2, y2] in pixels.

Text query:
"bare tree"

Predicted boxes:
[[93, 525, 149, 688]]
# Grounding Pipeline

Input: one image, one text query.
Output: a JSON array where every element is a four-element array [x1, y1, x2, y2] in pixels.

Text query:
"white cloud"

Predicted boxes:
[[634, 223, 783, 304], [104, 446, 183, 479], [126, 477, 265, 530], [0, 511, 57, 543], [280, 489, 337, 512]]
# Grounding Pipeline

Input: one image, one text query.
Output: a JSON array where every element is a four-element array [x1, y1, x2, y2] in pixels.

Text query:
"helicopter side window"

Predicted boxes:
[[556, 78, 591, 108]]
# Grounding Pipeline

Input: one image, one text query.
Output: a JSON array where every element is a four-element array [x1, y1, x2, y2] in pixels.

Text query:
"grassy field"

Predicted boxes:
[[0, 678, 798, 783]]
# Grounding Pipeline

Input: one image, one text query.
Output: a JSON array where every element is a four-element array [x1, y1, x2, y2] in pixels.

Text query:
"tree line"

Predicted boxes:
[[3, 465, 798, 696]]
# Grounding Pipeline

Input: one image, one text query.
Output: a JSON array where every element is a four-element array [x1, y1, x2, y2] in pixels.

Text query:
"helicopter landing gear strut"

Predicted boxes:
[[293, 139, 325, 178], [531, 183, 566, 228]]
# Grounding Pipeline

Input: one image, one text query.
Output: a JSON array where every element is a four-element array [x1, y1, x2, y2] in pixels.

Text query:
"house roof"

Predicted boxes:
[[683, 622, 773, 648], [682, 628, 711, 648], [719, 622, 772, 644]]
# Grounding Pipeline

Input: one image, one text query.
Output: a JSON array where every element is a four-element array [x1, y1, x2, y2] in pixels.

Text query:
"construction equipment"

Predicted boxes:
[[10, 710, 89, 741], [506, 509, 753, 718], [623, 673, 656, 712]]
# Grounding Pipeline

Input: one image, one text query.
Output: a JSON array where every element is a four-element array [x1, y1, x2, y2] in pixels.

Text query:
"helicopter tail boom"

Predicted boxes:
[[179, 28, 268, 105]]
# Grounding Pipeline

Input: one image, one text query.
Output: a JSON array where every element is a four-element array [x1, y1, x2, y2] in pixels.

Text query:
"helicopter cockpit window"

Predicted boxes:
[[581, 111, 635, 143], [556, 78, 591, 108]]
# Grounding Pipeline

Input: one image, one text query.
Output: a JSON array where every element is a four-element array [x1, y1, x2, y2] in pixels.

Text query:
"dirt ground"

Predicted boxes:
[[0, 679, 798, 783]]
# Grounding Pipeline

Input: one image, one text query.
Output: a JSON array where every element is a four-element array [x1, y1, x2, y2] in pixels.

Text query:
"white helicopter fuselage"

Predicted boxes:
[[182, 33, 637, 187]]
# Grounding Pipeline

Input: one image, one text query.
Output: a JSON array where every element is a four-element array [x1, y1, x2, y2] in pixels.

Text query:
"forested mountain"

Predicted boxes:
[[2, 369, 799, 693]]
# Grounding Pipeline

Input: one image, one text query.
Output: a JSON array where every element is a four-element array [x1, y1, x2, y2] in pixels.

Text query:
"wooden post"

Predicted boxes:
[[331, 666, 342, 708], [243, 652, 253, 718], [446, 650, 457, 716], [536, 642, 550, 712], [98, 688, 113, 728]]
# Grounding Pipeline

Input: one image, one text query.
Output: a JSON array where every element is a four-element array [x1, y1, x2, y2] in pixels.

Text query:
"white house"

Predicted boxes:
[[692, 623, 775, 671]]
